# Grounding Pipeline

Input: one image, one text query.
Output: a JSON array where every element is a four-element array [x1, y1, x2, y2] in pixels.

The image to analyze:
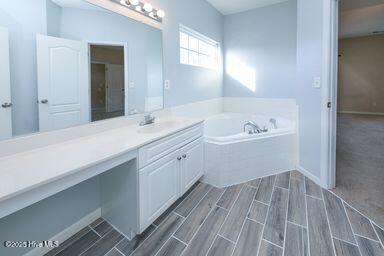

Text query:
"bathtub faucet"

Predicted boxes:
[[244, 121, 263, 134]]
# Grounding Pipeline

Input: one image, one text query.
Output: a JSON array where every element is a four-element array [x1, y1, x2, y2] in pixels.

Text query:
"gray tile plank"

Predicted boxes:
[[116, 225, 156, 256], [258, 240, 283, 256], [246, 178, 261, 188], [345, 203, 378, 241], [255, 175, 276, 204], [232, 219, 263, 256], [305, 177, 323, 199], [263, 187, 288, 247], [175, 182, 212, 217], [217, 183, 244, 210], [44, 227, 91, 256], [276, 172, 290, 189], [154, 181, 200, 226], [156, 237, 186, 256], [207, 236, 234, 256], [288, 178, 307, 226], [93, 221, 113, 237], [323, 189, 356, 244], [81, 229, 123, 256], [374, 224, 384, 246], [284, 222, 306, 256], [248, 200, 269, 224], [291, 170, 304, 181], [105, 248, 124, 256], [182, 206, 228, 256], [175, 187, 224, 243], [219, 185, 256, 242], [333, 238, 361, 256], [56, 230, 100, 256], [132, 213, 183, 256], [307, 196, 335, 256], [356, 235, 384, 256]]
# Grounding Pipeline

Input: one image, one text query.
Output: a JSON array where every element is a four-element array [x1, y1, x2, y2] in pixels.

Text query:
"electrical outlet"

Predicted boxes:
[[164, 80, 170, 90], [313, 77, 321, 88]]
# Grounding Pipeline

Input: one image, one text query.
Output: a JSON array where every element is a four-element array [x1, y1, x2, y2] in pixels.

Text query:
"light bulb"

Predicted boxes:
[[156, 9, 165, 18], [143, 3, 153, 12], [129, 0, 140, 5], [135, 5, 142, 12], [119, 0, 128, 5]]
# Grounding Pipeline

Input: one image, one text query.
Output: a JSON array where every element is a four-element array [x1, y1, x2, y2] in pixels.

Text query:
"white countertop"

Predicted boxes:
[[0, 117, 204, 204]]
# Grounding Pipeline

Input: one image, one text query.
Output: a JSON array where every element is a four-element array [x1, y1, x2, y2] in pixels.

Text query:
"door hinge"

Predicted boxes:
[[327, 102, 332, 108]]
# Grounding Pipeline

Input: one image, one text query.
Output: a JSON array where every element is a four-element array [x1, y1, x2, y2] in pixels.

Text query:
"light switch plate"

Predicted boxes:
[[129, 82, 135, 89], [313, 77, 321, 88], [164, 80, 170, 90]]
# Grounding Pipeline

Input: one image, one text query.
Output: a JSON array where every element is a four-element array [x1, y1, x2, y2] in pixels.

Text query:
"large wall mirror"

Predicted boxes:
[[0, 0, 164, 140]]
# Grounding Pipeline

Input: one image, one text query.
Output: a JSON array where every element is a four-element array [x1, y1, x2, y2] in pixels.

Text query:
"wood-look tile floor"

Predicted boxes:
[[46, 171, 384, 256]]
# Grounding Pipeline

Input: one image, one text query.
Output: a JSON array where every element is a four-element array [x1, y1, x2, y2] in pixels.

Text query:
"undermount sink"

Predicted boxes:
[[137, 121, 180, 134]]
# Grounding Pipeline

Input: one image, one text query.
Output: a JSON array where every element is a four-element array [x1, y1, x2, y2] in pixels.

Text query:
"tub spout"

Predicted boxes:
[[244, 121, 262, 134]]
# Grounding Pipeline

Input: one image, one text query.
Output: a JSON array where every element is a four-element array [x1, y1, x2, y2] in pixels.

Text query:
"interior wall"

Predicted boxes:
[[296, 0, 325, 179], [338, 35, 384, 114], [223, 0, 297, 98]]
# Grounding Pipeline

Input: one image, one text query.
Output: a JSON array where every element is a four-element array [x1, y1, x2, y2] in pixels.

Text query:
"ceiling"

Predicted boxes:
[[205, 0, 289, 15], [340, 0, 384, 11], [51, 0, 103, 11]]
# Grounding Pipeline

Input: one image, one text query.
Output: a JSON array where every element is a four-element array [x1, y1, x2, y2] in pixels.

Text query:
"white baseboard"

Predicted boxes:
[[338, 111, 384, 116], [24, 208, 101, 256], [296, 165, 323, 188]]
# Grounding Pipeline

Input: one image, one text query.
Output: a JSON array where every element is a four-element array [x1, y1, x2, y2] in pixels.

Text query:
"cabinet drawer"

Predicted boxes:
[[138, 123, 203, 168]]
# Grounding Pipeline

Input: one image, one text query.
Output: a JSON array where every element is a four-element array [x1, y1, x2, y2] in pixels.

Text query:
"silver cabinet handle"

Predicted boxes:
[[182, 154, 187, 159], [1, 102, 12, 108], [40, 99, 49, 104], [177, 156, 182, 161]]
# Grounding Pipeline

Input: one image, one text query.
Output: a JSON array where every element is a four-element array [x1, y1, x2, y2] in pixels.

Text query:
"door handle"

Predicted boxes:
[[1, 102, 12, 108], [177, 156, 182, 161], [40, 99, 49, 104], [182, 154, 187, 159]]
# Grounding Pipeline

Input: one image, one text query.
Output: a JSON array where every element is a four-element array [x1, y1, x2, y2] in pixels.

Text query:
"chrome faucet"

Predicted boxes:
[[140, 113, 156, 126], [270, 118, 277, 129], [243, 121, 263, 134]]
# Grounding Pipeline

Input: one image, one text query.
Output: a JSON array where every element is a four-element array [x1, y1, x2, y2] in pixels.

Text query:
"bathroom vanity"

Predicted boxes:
[[0, 118, 204, 239]]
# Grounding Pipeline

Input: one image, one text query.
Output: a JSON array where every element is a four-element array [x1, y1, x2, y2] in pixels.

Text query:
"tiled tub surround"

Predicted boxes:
[[45, 171, 384, 256], [203, 113, 297, 187]]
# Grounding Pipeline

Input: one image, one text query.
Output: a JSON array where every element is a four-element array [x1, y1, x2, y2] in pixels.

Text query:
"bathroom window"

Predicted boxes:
[[179, 25, 219, 70]]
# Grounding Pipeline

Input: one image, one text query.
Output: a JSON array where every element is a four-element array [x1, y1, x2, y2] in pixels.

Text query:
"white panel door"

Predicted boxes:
[[139, 150, 180, 231], [105, 64, 124, 113], [181, 138, 204, 193], [37, 35, 89, 132], [0, 26, 12, 140]]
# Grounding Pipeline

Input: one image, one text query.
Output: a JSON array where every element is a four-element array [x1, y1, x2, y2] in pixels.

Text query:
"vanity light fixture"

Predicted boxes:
[[117, 0, 164, 22]]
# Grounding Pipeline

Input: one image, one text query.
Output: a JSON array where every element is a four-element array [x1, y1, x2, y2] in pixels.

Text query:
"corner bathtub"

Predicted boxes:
[[202, 113, 298, 188]]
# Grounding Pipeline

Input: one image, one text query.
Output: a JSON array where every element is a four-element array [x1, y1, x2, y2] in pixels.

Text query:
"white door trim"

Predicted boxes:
[[321, 0, 339, 189], [87, 41, 129, 117]]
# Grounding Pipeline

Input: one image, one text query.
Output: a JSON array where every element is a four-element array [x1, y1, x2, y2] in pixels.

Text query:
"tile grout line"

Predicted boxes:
[[304, 175, 311, 256], [354, 234, 383, 244], [320, 190, 337, 256], [153, 215, 186, 256], [253, 199, 269, 207], [305, 194, 323, 201], [79, 228, 117, 256], [327, 189, 384, 232], [372, 221, 384, 249], [171, 235, 188, 246], [172, 186, 226, 256], [281, 172, 291, 256], [341, 201, 359, 245], [227, 182, 260, 256], [246, 217, 264, 226], [333, 236, 361, 247], [262, 239, 284, 249], [128, 183, 204, 256], [216, 234, 236, 244], [256, 175, 277, 256]]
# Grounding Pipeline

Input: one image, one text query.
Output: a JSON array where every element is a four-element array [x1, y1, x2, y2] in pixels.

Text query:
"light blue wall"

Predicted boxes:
[[223, 0, 297, 98], [0, 177, 100, 256], [0, 0, 47, 136], [296, 0, 324, 178], [150, 0, 224, 107]]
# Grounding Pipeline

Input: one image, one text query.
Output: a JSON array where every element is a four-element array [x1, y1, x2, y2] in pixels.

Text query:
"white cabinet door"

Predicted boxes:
[[37, 35, 89, 132], [181, 138, 204, 193], [139, 150, 180, 231], [0, 26, 12, 140]]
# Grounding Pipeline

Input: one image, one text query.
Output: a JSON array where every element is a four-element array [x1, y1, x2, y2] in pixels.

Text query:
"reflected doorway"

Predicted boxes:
[[90, 45, 125, 122]]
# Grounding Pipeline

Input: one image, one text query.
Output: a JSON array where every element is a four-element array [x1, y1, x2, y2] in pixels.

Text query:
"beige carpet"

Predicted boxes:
[[332, 113, 384, 228]]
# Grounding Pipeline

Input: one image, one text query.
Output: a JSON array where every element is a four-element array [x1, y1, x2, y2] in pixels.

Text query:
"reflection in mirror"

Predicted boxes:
[[0, 0, 163, 140]]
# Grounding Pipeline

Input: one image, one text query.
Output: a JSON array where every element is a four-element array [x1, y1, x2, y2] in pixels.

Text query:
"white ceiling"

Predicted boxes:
[[206, 0, 289, 15], [340, 0, 384, 11], [340, 2, 384, 38], [51, 0, 102, 11]]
